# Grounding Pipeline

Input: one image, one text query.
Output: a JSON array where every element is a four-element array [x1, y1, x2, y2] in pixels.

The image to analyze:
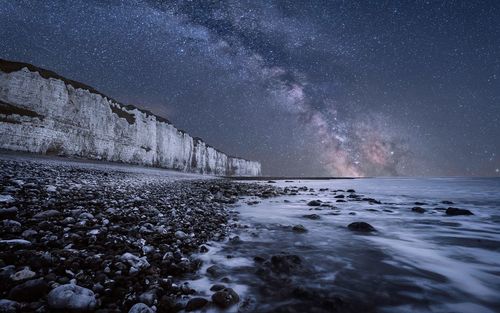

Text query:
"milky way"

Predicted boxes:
[[1, 1, 499, 176]]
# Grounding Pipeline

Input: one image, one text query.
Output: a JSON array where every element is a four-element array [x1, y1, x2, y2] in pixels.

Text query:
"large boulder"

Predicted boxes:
[[211, 288, 239, 308], [446, 207, 473, 216], [347, 222, 376, 232]]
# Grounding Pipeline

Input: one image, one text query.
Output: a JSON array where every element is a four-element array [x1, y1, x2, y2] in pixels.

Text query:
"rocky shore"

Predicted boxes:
[[0, 156, 282, 312]]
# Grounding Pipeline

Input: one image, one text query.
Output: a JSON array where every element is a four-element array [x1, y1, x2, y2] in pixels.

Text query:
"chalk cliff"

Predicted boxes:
[[0, 59, 261, 176]]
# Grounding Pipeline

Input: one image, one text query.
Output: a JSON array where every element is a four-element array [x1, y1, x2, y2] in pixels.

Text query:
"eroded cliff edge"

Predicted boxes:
[[0, 59, 261, 176]]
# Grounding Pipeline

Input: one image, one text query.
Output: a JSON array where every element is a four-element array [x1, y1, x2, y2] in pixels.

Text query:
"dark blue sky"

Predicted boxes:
[[1, 0, 499, 176]]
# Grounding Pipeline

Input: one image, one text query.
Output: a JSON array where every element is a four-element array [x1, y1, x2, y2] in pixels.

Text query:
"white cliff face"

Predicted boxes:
[[0, 61, 261, 176]]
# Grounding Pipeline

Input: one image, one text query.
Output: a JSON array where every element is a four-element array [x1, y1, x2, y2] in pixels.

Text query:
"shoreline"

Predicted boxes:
[[0, 155, 285, 312]]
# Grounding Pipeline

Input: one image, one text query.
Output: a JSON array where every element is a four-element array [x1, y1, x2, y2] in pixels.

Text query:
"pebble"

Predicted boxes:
[[9, 278, 48, 302], [33, 209, 61, 220], [0, 207, 18, 219], [120, 252, 150, 273], [128, 303, 154, 313], [10, 267, 36, 282], [0, 299, 20, 313], [175, 230, 188, 239], [0, 239, 31, 247], [47, 284, 97, 312]]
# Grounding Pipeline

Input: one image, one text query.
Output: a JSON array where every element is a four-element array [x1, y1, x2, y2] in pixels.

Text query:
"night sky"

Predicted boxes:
[[1, 1, 499, 176]]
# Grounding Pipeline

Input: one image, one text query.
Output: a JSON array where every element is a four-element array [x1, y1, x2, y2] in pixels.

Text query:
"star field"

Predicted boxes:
[[1, 0, 499, 176]]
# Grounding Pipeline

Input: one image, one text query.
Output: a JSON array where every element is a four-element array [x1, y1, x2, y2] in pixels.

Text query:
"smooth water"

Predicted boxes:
[[189, 178, 500, 313]]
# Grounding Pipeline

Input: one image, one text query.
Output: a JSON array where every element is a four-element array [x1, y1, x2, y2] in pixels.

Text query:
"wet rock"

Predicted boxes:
[[238, 296, 257, 313], [0, 299, 20, 313], [347, 189, 356, 193], [441, 200, 454, 205], [414, 202, 427, 205], [446, 207, 473, 216], [47, 284, 97, 312], [292, 224, 308, 233], [302, 214, 320, 220], [229, 236, 242, 244], [411, 207, 426, 213], [128, 303, 154, 313], [0, 207, 18, 220], [206, 265, 224, 278], [185, 297, 208, 311], [334, 195, 345, 199], [210, 284, 225, 291], [307, 200, 321, 207], [211, 288, 239, 308], [199, 245, 209, 253], [269, 254, 302, 274], [9, 278, 49, 302], [347, 222, 376, 232]]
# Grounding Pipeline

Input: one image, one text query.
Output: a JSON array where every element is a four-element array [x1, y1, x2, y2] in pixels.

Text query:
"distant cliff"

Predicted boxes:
[[0, 59, 261, 176]]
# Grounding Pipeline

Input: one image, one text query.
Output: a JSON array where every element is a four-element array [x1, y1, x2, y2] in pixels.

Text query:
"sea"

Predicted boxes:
[[188, 177, 500, 313]]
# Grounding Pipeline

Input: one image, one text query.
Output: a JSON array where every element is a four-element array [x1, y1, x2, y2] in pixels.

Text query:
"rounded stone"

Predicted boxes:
[[128, 303, 154, 313], [47, 284, 97, 312]]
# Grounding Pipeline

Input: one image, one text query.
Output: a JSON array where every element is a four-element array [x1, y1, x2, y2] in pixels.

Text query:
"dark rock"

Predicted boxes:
[[347, 222, 376, 232], [9, 278, 49, 302], [334, 195, 345, 199], [185, 298, 208, 311], [206, 265, 224, 278], [346, 189, 356, 193], [446, 207, 473, 216], [210, 284, 225, 291], [47, 284, 97, 312], [269, 253, 302, 274], [302, 214, 320, 220], [128, 303, 154, 313], [441, 201, 454, 205], [229, 236, 242, 244], [0, 299, 19, 313], [414, 202, 427, 205], [292, 224, 308, 233], [307, 200, 321, 206], [0, 207, 18, 220], [411, 207, 426, 213], [33, 209, 61, 220], [211, 288, 239, 308], [199, 245, 209, 253]]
